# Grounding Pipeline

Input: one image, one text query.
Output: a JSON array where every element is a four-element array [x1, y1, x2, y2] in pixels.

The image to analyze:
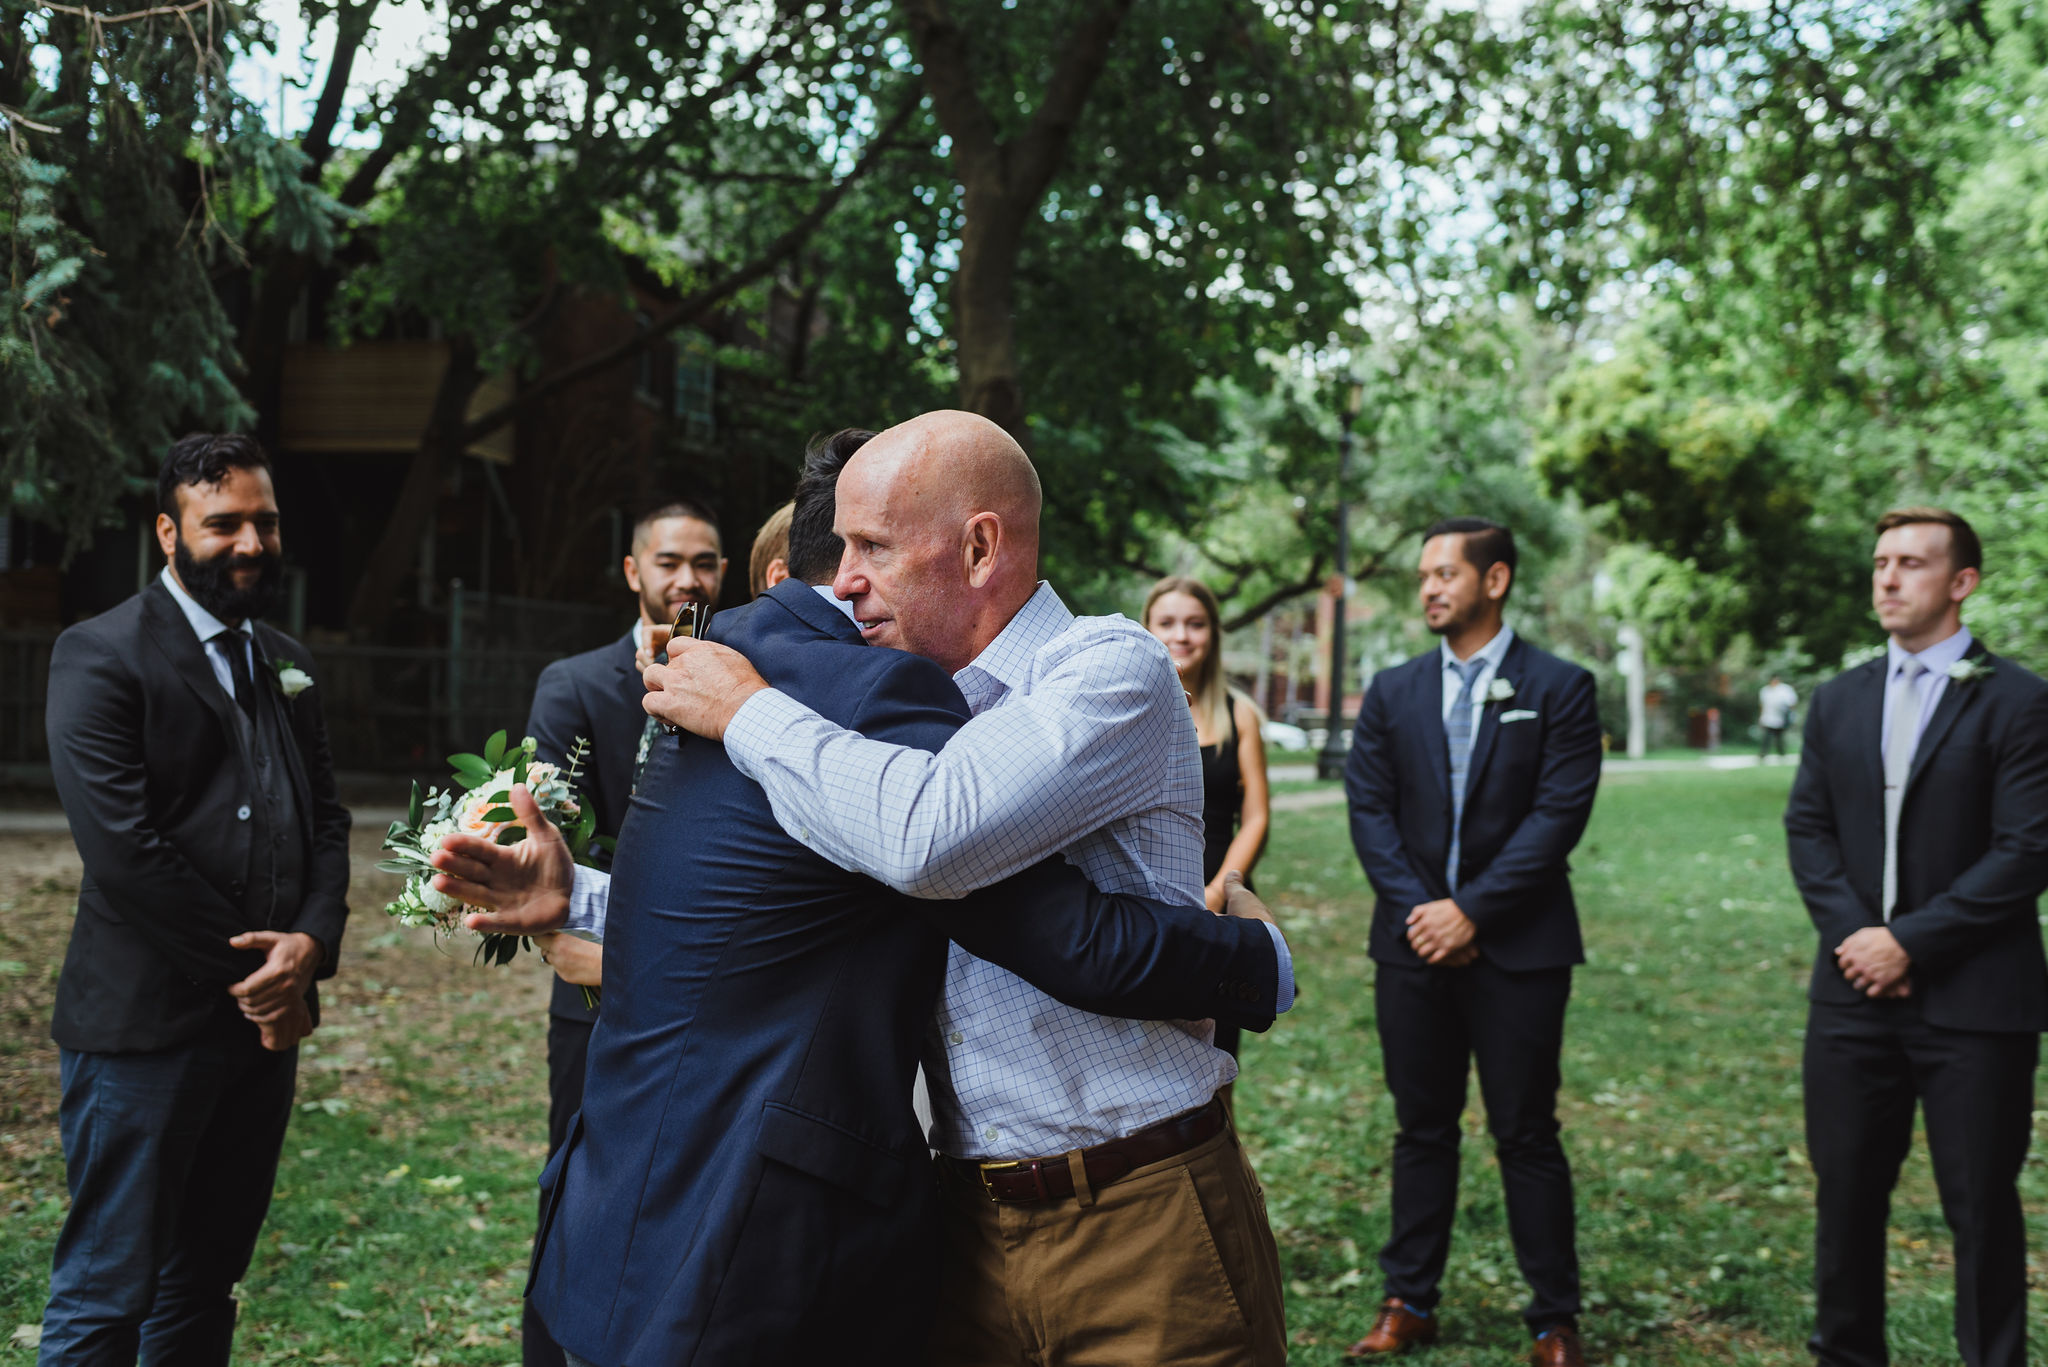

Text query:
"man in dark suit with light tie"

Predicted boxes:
[[1343, 517, 1603, 1367], [430, 437, 1292, 1365], [517, 497, 724, 1367], [1786, 507, 2048, 1367], [38, 434, 351, 1366]]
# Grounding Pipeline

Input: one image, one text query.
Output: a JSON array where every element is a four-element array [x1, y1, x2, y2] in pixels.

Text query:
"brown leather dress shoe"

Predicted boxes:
[[1344, 1298, 1440, 1356], [1528, 1326, 1585, 1366]]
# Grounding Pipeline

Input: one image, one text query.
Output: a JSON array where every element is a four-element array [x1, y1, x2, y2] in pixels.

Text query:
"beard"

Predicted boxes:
[[174, 538, 285, 624]]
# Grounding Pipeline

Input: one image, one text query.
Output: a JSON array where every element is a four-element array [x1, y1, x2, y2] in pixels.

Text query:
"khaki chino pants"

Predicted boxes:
[[929, 1121, 1287, 1366]]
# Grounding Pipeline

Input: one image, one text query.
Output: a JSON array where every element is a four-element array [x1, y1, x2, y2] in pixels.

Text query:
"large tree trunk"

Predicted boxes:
[[906, 0, 1136, 445], [344, 338, 482, 638], [952, 187, 1029, 437]]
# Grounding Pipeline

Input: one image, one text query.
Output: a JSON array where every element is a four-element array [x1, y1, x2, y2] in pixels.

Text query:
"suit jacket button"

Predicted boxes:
[[237, 804, 252, 821]]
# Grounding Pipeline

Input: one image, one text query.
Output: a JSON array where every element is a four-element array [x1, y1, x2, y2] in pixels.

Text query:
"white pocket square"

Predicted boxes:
[[1500, 709, 1540, 723]]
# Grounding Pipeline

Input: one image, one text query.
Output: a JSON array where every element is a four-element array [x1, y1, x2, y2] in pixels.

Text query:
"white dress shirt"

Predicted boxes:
[[160, 568, 255, 697], [1882, 626, 1974, 759], [1440, 623, 1516, 725]]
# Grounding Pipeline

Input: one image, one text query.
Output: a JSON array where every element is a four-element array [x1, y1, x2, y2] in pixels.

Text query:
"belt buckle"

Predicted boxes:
[[976, 1158, 1042, 1203]]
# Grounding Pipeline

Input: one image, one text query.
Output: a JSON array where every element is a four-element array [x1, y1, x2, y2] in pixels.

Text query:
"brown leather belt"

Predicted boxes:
[[947, 1097, 1228, 1205]]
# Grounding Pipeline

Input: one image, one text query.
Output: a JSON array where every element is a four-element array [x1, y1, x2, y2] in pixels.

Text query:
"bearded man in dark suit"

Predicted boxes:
[[1786, 507, 2048, 1367], [1342, 517, 1603, 1367], [516, 495, 725, 1367], [37, 433, 351, 1367]]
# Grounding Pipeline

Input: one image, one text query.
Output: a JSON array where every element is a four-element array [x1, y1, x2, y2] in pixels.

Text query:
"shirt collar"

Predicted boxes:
[[955, 581, 1071, 694], [811, 583, 860, 625], [1440, 622, 1516, 675], [1887, 624, 1973, 678], [159, 567, 244, 642]]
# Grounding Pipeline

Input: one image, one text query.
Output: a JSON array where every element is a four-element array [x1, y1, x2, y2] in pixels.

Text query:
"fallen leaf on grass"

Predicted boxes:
[[11, 1325, 41, 1349]]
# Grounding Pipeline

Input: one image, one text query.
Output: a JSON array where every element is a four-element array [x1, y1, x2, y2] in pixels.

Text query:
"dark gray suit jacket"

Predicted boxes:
[[1786, 639, 2048, 1031], [46, 580, 352, 1052], [525, 631, 643, 1022]]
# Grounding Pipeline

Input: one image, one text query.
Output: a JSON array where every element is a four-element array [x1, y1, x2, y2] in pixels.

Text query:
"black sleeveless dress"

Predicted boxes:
[[1200, 703, 1248, 1061]]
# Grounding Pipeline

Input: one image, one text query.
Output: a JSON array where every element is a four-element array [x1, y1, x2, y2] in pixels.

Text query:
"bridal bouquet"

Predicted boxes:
[[377, 729, 601, 977]]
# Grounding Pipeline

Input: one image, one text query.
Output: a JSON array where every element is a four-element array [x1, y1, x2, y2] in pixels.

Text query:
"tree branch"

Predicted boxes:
[[458, 89, 920, 444], [300, 0, 377, 172], [1221, 553, 1327, 634], [902, 0, 1002, 178], [1007, 0, 1135, 199]]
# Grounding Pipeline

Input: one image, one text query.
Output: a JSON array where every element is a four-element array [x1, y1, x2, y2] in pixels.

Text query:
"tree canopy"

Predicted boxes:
[[6, 0, 2046, 680]]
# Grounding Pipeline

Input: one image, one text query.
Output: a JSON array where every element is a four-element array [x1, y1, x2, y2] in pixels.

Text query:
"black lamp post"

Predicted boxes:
[[1316, 375, 1367, 782]]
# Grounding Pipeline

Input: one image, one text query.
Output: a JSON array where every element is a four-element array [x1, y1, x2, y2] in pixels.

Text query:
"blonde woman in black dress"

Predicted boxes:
[[1144, 576, 1271, 1066]]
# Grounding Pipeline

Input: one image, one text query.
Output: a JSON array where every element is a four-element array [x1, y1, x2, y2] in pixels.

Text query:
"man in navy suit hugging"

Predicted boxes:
[[1342, 518, 1604, 1366]]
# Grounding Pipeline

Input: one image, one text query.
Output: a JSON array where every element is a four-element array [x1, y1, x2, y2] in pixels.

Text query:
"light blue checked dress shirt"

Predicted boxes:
[[567, 583, 1295, 1157], [1440, 624, 1515, 892]]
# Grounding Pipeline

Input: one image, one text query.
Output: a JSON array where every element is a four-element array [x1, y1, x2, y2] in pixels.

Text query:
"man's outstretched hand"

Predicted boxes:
[[1219, 870, 1276, 926], [429, 784, 576, 935], [643, 636, 768, 743]]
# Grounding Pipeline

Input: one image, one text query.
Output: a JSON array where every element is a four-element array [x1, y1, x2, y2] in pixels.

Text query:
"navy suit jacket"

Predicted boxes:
[[1785, 641, 2048, 1031], [527, 580, 1280, 1366], [526, 631, 644, 1022], [1344, 632, 1603, 971]]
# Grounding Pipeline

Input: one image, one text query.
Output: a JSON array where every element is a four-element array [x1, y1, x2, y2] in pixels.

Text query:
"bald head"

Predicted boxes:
[[853, 410, 1041, 538], [830, 410, 1045, 672]]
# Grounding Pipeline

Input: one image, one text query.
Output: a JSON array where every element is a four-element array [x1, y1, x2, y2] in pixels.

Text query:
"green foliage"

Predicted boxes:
[[1536, 342, 1870, 667], [0, 4, 344, 556]]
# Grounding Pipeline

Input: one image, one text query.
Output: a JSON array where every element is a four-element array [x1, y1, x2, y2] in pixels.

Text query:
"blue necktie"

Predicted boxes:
[[1445, 657, 1486, 892]]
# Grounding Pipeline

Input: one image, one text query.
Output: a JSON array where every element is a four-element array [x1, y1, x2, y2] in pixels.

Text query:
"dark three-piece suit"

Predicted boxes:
[[526, 580, 1283, 1366], [1345, 630, 1604, 1330], [39, 577, 351, 1365], [521, 629, 645, 1367], [1786, 638, 2048, 1367]]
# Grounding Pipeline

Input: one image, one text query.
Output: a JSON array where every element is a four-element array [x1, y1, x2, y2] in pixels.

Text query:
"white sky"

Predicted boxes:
[[238, 1, 442, 143]]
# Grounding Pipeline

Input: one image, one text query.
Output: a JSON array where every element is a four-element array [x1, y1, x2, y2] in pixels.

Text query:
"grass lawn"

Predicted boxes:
[[1239, 765, 2048, 1364], [0, 766, 2040, 1364]]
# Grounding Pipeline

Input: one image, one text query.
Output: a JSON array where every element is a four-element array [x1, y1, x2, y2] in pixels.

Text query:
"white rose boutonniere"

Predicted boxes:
[[1946, 657, 1994, 686], [1485, 677, 1516, 704], [274, 659, 314, 699]]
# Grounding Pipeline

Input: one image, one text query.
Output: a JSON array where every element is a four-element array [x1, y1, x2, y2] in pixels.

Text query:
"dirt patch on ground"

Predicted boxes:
[[0, 825, 554, 1170]]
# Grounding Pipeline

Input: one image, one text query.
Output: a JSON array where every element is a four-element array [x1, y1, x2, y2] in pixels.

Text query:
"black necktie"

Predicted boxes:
[[215, 627, 258, 720]]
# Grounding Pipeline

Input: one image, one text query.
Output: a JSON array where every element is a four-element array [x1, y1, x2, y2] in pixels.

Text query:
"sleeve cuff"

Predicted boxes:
[[565, 865, 611, 940], [1263, 920, 1296, 1013], [723, 687, 813, 781]]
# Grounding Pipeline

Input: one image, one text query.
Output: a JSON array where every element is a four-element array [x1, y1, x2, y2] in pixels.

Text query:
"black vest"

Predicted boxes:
[[229, 678, 307, 927]]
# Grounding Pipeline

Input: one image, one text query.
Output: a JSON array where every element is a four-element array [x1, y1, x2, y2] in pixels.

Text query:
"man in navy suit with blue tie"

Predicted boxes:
[[430, 432, 1290, 1366], [1342, 518, 1604, 1366]]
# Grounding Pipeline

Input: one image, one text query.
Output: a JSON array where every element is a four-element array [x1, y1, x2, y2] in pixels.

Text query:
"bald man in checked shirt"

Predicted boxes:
[[644, 410, 1292, 1365]]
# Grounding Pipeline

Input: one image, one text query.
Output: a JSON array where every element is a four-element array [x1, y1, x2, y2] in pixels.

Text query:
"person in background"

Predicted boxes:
[[1342, 517, 1602, 1366], [749, 500, 793, 598], [1758, 674, 1798, 760], [517, 496, 725, 1367], [1785, 508, 2048, 1367], [39, 434, 352, 1367], [1144, 574, 1270, 1068]]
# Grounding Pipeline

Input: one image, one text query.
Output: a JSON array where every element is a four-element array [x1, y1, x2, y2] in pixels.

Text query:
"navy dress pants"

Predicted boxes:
[[38, 1013, 296, 1367], [1804, 997, 2038, 1367], [1374, 957, 1580, 1330], [524, 1012, 593, 1367]]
